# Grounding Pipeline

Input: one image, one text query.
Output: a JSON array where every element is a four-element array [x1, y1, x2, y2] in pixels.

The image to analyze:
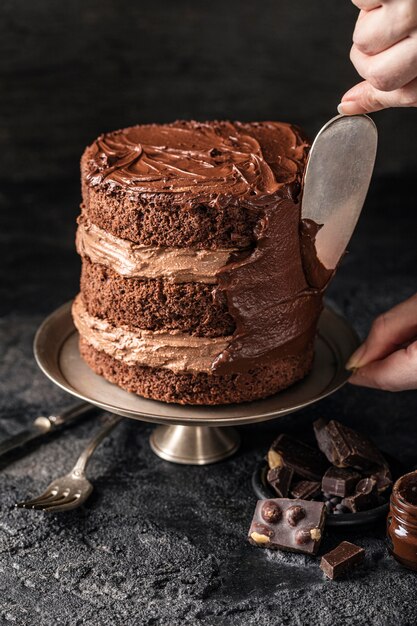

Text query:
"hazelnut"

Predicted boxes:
[[250, 532, 271, 545], [261, 501, 282, 524], [294, 526, 321, 545], [286, 505, 306, 527], [310, 528, 321, 541], [295, 528, 311, 545], [252, 522, 274, 537], [267, 449, 283, 470]]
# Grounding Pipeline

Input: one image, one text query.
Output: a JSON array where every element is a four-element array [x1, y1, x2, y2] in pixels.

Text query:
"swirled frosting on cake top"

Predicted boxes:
[[84, 120, 309, 198]]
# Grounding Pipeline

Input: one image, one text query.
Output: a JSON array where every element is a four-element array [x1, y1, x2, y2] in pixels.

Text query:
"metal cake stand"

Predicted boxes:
[[34, 301, 359, 465]]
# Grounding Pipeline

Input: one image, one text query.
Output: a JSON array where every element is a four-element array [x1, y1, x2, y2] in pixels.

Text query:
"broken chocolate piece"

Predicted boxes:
[[248, 498, 326, 555], [313, 419, 387, 470], [291, 480, 321, 500], [367, 465, 393, 494], [313, 418, 336, 464], [321, 467, 361, 498], [342, 478, 378, 512], [268, 434, 329, 481], [320, 541, 365, 579], [267, 465, 294, 498]]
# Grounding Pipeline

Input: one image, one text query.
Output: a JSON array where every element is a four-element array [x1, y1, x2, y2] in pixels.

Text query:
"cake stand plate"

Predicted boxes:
[[34, 301, 359, 465]]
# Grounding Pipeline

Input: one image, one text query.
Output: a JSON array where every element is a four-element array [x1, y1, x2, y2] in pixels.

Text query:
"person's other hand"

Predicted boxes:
[[339, 0, 417, 114], [347, 293, 417, 390]]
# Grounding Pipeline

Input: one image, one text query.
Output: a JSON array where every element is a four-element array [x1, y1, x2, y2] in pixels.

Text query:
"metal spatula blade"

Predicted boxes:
[[302, 114, 378, 272]]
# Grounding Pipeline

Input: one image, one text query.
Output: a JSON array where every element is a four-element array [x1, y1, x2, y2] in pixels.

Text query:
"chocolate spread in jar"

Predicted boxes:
[[387, 470, 417, 571]]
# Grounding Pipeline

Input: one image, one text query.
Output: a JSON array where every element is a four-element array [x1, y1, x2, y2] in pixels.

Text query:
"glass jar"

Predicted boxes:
[[387, 470, 417, 571]]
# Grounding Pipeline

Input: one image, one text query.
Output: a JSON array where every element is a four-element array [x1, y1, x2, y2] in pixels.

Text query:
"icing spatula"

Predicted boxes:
[[301, 114, 377, 285]]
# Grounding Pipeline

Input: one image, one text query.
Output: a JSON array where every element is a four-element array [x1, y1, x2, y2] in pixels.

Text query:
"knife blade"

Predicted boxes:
[[0, 402, 96, 459], [301, 114, 378, 281]]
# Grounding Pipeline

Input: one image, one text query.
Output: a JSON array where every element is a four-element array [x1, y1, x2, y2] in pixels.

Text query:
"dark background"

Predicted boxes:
[[1, 0, 416, 185]]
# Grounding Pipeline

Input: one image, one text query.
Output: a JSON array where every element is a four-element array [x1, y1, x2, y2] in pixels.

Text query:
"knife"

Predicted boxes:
[[301, 113, 378, 283], [0, 402, 97, 459]]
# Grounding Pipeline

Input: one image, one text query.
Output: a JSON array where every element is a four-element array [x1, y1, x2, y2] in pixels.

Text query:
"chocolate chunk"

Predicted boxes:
[[342, 477, 379, 512], [291, 480, 321, 500], [267, 465, 294, 498], [356, 478, 377, 495], [367, 465, 393, 493], [248, 498, 326, 555], [321, 467, 361, 497], [268, 434, 329, 481], [320, 541, 365, 579], [313, 419, 387, 470]]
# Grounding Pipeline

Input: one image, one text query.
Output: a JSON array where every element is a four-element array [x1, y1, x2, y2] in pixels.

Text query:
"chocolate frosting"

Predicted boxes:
[[72, 295, 231, 374], [84, 120, 308, 201], [76, 219, 236, 284], [83, 120, 328, 374], [299, 219, 335, 290], [213, 198, 323, 373]]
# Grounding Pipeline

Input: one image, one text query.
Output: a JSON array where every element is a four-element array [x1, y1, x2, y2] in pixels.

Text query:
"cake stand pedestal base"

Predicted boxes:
[[149, 425, 240, 465]]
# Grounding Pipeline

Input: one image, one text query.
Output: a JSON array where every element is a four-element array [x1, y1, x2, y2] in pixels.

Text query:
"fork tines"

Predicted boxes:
[[16, 488, 81, 512]]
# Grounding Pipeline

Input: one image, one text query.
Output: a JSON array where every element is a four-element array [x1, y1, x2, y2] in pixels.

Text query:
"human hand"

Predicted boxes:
[[347, 293, 417, 390], [338, 0, 417, 114]]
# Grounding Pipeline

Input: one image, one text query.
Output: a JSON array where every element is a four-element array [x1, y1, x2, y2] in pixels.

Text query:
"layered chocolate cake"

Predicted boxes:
[[73, 120, 326, 405]]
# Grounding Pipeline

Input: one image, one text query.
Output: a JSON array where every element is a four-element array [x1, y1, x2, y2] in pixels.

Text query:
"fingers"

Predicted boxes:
[[350, 36, 417, 91], [343, 0, 417, 112], [353, 5, 417, 55], [349, 340, 417, 391], [351, 0, 382, 11], [346, 293, 417, 369], [339, 77, 417, 113]]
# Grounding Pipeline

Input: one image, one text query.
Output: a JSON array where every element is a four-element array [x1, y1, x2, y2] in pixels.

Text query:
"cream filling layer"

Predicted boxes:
[[76, 220, 238, 283], [72, 295, 232, 374]]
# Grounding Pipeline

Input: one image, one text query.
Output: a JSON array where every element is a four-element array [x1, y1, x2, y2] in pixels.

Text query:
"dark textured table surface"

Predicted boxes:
[[1, 176, 417, 625]]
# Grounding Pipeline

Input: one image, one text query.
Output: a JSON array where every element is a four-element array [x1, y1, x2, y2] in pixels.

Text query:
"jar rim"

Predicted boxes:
[[393, 471, 417, 510]]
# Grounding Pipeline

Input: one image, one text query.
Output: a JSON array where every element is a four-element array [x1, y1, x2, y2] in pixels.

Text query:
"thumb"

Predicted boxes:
[[338, 79, 417, 114], [349, 340, 417, 391]]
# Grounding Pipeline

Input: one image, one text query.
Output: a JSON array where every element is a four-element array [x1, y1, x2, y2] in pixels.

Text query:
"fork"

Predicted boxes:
[[16, 414, 123, 513]]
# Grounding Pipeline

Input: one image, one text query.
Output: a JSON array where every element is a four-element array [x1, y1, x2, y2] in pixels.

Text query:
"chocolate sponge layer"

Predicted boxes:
[[80, 257, 235, 337], [79, 192, 257, 249], [80, 338, 314, 405]]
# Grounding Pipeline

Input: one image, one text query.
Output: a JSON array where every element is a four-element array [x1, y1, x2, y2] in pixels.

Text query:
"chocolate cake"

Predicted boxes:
[[73, 120, 326, 405]]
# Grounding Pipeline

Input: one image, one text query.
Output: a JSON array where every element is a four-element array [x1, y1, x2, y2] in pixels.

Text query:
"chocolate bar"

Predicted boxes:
[[267, 466, 294, 497], [313, 419, 387, 470], [320, 541, 365, 579], [342, 478, 378, 512], [248, 498, 326, 555], [321, 467, 361, 498], [290, 480, 321, 500], [268, 434, 328, 481]]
